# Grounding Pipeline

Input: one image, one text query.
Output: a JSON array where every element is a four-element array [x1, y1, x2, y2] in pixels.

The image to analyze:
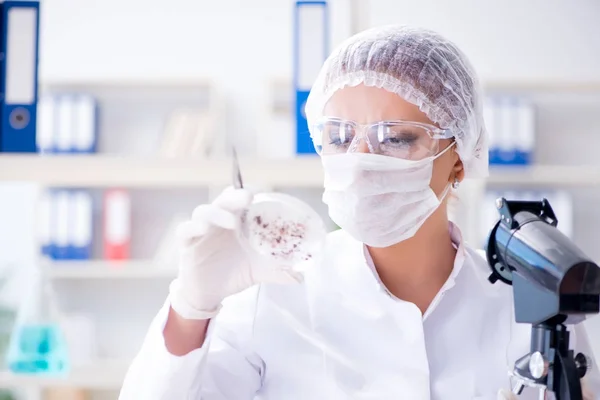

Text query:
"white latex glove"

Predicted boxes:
[[169, 187, 303, 320]]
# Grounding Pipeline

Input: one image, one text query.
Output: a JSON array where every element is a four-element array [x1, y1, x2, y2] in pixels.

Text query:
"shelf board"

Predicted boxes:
[[44, 260, 176, 279], [40, 78, 214, 90], [270, 77, 600, 94], [41, 77, 600, 93], [0, 155, 324, 188], [487, 165, 600, 186], [483, 81, 600, 93], [1, 155, 600, 188], [0, 360, 129, 390]]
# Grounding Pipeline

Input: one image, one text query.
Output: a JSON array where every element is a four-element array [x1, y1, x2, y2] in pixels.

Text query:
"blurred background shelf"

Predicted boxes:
[[48, 78, 600, 93], [1, 155, 600, 188], [0, 360, 129, 390], [41, 79, 215, 90], [482, 80, 600, 93], [271, 77, 600, 92], [0, 155, 325, 188], [487, 165, 600, 186], [44, 260, 176, 280]]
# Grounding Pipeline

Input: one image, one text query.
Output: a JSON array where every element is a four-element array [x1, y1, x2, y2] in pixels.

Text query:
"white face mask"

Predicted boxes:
[[321, 144, 455, 248]]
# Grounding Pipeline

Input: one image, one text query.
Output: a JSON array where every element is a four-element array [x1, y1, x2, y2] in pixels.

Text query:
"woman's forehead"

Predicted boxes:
[[323, 85, 436, 126]]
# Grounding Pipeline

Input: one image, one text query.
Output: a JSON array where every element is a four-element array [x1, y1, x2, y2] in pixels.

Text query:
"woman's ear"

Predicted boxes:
[[452, 149, 465, 183]]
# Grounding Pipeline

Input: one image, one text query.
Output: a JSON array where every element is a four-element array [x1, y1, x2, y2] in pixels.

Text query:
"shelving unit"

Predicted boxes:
[[270, 77, 600, 92], [0, 155, 324, 188], [487, 165, 600, 186], [2, 154, 600, 188], [40, 79, 215, 91], [268, 77, 600, 111], [44, 260, 176, 280], [0, 360, 129, 390], [482, 81, 600, 93]]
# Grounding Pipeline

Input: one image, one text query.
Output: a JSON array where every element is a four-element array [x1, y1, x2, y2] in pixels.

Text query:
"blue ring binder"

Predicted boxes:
[[293, 1, 329, 155], [0, 1, 41, 153]]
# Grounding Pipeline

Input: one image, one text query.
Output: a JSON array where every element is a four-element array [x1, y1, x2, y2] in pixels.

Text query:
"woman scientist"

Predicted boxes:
[[119, 25, 600, 399]]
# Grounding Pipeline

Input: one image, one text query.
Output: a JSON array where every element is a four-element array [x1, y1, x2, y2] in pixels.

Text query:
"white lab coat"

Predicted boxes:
[[119, 224, 600, 399]]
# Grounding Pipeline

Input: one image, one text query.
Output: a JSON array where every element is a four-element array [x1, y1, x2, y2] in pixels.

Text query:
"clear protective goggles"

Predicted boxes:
[[312, 117, 455, 161]]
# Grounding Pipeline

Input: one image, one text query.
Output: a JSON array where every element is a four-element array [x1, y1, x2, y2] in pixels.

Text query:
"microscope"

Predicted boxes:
[[486, 197, 600, 400]]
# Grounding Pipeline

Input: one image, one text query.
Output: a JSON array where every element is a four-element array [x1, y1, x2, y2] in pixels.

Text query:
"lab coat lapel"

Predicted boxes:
[[305, 231, 431, 398]]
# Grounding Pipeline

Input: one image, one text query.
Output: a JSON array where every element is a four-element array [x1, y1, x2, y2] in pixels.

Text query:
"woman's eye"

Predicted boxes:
[[328, 136, 343, 145], [381, 133, 418, 146], [327, 125, 353, 145], [384, 136, 415, 144]]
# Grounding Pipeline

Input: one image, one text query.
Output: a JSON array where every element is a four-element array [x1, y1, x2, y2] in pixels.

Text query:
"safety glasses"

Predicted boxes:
[[312, 117, 454, 161]]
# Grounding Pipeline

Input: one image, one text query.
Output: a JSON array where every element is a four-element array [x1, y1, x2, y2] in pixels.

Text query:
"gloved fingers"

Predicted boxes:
[[212, 187, 254, 213], [175, 219, 210, 244], [496, 388, 518, 400], [177, 203, 238, 244], [242, 183, 271, 196], [191, 203, 238, 230]]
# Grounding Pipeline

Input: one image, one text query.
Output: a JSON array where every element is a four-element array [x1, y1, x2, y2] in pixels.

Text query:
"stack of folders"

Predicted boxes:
[[480, 190, 574, 246], [36, 93, 99, 154], [483, 95, 536, 166], [38, 189, 133, 262], [159, 109, 216, 158], [103, 189, 131, 261], [38, 190, 93, 261]]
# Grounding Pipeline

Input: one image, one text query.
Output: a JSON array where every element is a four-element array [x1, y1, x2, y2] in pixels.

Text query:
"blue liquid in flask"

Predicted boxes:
[[7, 323, 69, 375]]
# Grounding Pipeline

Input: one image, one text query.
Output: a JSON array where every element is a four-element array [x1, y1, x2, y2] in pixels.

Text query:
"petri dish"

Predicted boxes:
[[238, 192, 327, 267]]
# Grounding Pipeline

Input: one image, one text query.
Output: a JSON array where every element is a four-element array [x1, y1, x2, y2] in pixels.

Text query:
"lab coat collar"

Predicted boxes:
[[322, 222, 468, 322], [362, 221, 467, 298]]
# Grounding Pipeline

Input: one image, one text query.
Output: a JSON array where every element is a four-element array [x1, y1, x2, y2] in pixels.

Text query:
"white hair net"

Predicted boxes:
[[305, 25, 489, 179]]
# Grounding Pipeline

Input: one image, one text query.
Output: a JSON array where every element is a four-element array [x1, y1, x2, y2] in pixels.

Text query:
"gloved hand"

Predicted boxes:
[[169, 186, 303, 320]]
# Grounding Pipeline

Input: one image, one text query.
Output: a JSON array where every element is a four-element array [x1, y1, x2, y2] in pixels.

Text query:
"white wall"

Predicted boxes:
[[39, 0, 353, 154], [364, 0, 600, 82], [40, 0, 600, 94]]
